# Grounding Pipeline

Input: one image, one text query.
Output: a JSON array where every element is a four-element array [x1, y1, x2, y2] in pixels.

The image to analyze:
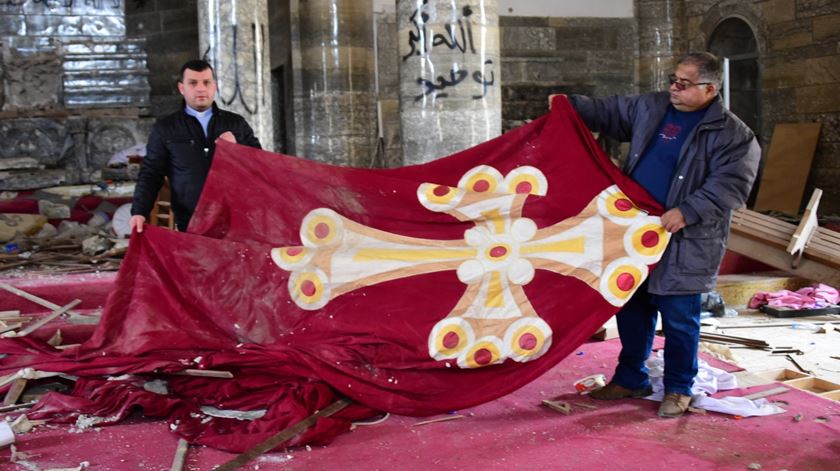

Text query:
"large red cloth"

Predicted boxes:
[[0, 97, 666, 451]]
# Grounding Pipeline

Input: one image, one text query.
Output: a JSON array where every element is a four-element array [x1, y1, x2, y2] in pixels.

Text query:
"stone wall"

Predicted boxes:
[[499, 16, 639, 133], [685, 0, 840, 214], [126, 0, 199, 117]]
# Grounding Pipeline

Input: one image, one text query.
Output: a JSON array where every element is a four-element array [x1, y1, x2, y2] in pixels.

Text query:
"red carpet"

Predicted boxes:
[[2, 338, 837, 470]]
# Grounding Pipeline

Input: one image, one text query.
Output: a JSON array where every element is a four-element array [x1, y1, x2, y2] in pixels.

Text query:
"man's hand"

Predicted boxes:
[[129, 215, 146, 233], [218, 131, 237, 143], [660, 208, 686, 233]]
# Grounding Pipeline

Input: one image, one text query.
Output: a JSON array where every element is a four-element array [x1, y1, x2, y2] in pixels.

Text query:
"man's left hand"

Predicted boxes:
[[218, 131, 237, 143], [661, 208, 686, 233]]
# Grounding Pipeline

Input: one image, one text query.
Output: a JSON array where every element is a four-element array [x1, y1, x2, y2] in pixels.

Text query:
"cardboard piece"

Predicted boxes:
[[753, 123, 821, 214]]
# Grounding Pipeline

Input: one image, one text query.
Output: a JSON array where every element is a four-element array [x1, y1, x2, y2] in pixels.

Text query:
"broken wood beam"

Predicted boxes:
[[9, 299, 81, 337], [171, 369, 234, 379], [743, 386, 790, 401], [0, 282, 83, 316], [413, 415, 465, 426], [3, 378, 28, 406], [214, 397, 351, 471], [170, 438, 189, 471]]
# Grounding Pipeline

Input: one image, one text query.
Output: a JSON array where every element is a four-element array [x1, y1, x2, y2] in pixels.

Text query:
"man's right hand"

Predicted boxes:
[[129, 215, 146, 233]]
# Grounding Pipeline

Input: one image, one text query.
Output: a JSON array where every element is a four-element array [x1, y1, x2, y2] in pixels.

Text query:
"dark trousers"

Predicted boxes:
[[611, 282, 702, 396]]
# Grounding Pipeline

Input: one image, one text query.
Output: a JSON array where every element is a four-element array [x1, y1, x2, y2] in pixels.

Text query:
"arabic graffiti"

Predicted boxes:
[[403, 0, 475, 61], [415, 59, 496, 102], [403, 0, 495, 102]]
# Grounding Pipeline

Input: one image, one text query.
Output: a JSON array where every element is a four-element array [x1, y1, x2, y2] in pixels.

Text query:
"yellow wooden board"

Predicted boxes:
[[753, 123, 821, 214]]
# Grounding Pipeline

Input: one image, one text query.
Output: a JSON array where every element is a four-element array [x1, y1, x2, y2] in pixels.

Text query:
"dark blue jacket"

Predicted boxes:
[[132, 102, 261, 231], [570, 92, 761, 294]]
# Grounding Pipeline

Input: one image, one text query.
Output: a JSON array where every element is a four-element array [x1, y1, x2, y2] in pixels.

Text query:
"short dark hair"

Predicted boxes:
[[678, 52, 722, 90], [179, 60, 215, 82]]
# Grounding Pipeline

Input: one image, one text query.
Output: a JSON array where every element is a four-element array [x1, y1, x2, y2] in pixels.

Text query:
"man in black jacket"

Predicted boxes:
[[130, 60, 261, 232]]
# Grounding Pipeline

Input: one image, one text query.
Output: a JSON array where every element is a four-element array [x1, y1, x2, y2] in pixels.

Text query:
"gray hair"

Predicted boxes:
[[678, 52, 722, 90]]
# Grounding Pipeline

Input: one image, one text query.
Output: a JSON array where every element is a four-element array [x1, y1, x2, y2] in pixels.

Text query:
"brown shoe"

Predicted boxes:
[[589, 382, 653, 400], [658, 393, 692, 418]]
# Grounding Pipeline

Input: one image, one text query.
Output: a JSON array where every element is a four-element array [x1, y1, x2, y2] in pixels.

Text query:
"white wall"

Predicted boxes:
[[374, 0, 634, 17]]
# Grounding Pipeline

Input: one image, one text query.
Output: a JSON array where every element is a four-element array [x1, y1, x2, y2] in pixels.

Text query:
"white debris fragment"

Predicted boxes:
[[143, 379, 169, 395], [199, 406, 267, 421]]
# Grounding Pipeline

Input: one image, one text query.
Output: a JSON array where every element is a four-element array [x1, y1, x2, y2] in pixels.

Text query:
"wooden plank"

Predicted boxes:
[[215, 398, 351, 471], [169, 438, 189, 471], [753, 123, 821, 214], [9, 299, 81, 337], [172, 369, 234, 379], [3, 378, 27, 406], [727, 232, 840, 286], [0, 283, 82, 316], [742, 386, 790, 401], [787, 189, 821, 261]]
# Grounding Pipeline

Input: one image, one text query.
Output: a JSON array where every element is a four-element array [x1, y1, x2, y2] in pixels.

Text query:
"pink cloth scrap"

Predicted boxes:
[[749, 283, 840, 310]]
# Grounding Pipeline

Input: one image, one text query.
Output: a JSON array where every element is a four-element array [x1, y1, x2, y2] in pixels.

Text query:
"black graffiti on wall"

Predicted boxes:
[[202, 21, 264, 115], [404, 0, 494, 102], [415, 59, 495, 102], [403, 0, 476, 61]]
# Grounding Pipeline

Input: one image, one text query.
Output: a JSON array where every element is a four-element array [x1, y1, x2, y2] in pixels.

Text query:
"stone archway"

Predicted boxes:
[[708, 17, 761, 136]]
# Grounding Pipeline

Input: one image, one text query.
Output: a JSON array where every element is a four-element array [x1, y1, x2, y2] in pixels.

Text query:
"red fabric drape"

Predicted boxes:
[[0, 97, 665, 451]]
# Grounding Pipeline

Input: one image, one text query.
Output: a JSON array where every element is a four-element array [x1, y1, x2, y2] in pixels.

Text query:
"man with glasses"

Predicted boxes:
[[566, 52, 760, 417]]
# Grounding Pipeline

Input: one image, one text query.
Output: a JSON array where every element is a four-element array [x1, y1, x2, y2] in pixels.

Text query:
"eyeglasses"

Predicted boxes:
[[668, 74, 712, 91]]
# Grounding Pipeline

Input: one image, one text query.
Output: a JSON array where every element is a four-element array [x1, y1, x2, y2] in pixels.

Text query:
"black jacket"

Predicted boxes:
[[132, 102, 261, 230]]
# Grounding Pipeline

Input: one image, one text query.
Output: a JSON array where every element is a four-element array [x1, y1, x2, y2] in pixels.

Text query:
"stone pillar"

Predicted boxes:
[[290, 0, 376, 166], [636, 0, 685, 93], [198, 0, 274, 150], [397, 0, 501, 165]]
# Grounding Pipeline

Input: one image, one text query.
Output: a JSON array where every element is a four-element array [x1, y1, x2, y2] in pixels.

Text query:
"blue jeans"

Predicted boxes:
[[611, 282, 702, 396]]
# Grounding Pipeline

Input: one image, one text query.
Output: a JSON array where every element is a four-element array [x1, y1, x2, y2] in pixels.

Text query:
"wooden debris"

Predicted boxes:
[[46, 329, 62, 346], [699, 332, 769, 349], [53, 343, 81, 350], [0, 310, 21, 317], [10, 415, 46, 434], [0, 401, 37, 413], [413, 415, 465, 426], [215, 397, 351, 471], [785, 354, 813, 375], [172, 369, 234, 379], [170, 438, 189, 471], [3, 378, 28, 406], [743, 386, 790, 401], [0, 282, 82, 316], [793, 413, 803, 422], [570, 401, 598, 410], [10, 299, 81, 338], [542, 399, 572, 415]]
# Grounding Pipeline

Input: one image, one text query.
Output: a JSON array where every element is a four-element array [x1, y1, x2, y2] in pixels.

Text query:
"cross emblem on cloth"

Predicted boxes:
[[272, 165, 669, 369]]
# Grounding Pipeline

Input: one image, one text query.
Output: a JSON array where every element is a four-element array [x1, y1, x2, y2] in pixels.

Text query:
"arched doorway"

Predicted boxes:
[[708, 17, 760, 136]]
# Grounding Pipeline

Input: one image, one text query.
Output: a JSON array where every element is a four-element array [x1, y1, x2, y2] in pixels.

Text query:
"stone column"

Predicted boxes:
[[636, 0, 685, 93], [198, 0, 274, 150], [397, 0, 501, 165], [289, 0, 376, 166]]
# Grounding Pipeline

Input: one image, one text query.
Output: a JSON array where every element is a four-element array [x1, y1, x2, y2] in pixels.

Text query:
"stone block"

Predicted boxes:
[[769, 19, 814, 50], [796, 84, 840, 113], [501, 26, 555, 53], [795, 0, 840, 18], [764, 0, 796, 24], [813, 14, 840, 41], [763, 55, 840, 88], [2, 51, 62, 111], [0, 119, 66, 164]]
